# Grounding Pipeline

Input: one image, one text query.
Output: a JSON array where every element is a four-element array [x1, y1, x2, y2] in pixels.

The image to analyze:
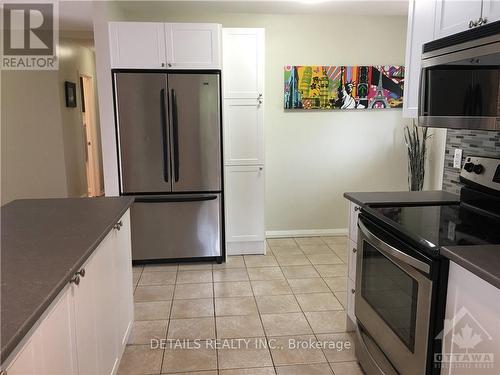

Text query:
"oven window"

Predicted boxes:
[[361, 241, 418, 352]]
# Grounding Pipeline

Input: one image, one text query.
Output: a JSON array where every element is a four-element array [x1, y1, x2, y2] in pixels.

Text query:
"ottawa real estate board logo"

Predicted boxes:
[[2, 2, 58, 70]]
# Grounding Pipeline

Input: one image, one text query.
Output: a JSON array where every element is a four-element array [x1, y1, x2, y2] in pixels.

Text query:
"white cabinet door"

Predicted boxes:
[[442, 262, 500, 375], [109, 22, 166, 69], [113, 211, 134, 349], [347, 239, 357, 282], [347, 277, 356, 324], [224, 99, 264, 165], [7, 286, 78, 375], [222, 28, 264, 99], [482, 0, 500, 23], [93, 233, 120, 375], [403, 0, 436, 118], [72, 251, 100, 375], [38, 286, 78, 375], [225, 165, 265, 242], [435, 0, 483, 38], [349, 202, 360, 243], [5, 333, 41, 375], [166, 23, 221, 69], [73, 231, 120, 375]]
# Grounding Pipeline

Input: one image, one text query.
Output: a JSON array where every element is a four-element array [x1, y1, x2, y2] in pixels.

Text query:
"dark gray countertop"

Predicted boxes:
[[343, 190, 460, 207], [1, 197, 134, 363], [441, 245, 500, 289]]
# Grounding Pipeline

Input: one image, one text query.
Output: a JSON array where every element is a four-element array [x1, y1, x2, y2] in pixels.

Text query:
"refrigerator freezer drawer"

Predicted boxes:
[[130, 194, 222, 260]]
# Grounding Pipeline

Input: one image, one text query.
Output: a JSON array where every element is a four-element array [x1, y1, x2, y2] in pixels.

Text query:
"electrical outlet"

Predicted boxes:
[[453, 149, 463, 169]]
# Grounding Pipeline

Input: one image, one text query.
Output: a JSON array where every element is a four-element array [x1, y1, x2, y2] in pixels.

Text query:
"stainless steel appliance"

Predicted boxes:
[[113, 71, 223, 262], [355, 156, 500, 375], [419, 21, 500, 130]]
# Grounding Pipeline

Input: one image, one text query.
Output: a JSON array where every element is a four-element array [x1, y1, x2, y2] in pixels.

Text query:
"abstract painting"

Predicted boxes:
[[284, 65, 404, 110]]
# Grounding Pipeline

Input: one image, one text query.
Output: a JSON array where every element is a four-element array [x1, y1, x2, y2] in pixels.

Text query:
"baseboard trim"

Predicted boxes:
[[266, 228, 348, 238]]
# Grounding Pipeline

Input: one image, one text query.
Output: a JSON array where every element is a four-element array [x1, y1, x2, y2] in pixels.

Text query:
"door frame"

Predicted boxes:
[[80, 74, 103, 197]]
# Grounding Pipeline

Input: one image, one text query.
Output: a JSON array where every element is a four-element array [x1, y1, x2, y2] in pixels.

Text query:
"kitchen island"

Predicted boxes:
[[1, 197, 134, 373]]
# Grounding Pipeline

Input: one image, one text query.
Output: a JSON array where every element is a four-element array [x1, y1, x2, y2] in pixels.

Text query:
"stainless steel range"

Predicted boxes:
[[355, 156, 500, 375]]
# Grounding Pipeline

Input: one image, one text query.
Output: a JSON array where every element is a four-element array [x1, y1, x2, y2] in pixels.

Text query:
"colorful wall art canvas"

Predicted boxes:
[[284, 65, 405, 110]]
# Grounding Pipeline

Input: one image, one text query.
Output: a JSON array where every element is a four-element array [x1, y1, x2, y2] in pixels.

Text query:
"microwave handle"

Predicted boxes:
[[358, 220, 430, 275], [418, 68, 425, 117]]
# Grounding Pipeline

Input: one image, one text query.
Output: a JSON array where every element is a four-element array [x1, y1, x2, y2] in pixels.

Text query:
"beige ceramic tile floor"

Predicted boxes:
[[119, 236, 363, 375]]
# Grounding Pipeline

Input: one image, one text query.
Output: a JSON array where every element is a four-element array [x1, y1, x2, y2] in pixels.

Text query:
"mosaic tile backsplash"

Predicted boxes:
[[443, 129, 500, 195]]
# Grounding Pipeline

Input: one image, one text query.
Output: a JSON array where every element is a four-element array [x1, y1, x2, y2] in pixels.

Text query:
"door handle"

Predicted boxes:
[[358, 220, 430, 275], [160, 89, 169, 182], [171, 89, 180, 183], [135, 195, 218, 203]]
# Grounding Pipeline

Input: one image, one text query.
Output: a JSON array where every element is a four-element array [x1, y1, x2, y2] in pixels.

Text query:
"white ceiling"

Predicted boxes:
[[58, 0, 408, 32]]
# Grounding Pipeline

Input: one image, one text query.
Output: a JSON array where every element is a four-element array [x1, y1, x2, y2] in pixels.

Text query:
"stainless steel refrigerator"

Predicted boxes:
[[113, 71, 223, 262]]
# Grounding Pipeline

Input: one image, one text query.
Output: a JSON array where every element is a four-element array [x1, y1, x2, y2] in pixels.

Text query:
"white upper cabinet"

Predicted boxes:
[[222, 28, 264, 99], [482, 0, 500, 23], [224, 99, 264, 165], [109, 22, 221, 69], [109, 22, 166, 69], [166, 23, 221, 69], [434, 0, 483, 38], [403, 0, 436, 118]]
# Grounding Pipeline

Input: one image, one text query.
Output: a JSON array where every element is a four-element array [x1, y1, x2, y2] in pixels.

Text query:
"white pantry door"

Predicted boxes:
[[222, 28, 264, 99], [225, 165, 265, 243]]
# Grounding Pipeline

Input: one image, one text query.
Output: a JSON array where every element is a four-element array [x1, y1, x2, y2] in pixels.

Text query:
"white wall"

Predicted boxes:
[[1, 38, 101, 204], [99, 3, 410, 232], [1, 71, 68, 204]]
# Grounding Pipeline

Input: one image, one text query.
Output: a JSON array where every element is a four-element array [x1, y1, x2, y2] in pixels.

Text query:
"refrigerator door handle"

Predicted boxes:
[[160, 88, 169, 182], [135, 195, 218, 203], [171, 89, 180, 182]]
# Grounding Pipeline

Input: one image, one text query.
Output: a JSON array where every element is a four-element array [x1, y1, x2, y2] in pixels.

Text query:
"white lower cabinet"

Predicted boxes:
[[347, 239, 357, 281], [73, 247, 100, 375], [4, 210, 133, 375], [441, 262, 500, 375], [113, 213, 134, 349], [349, 202, 360, 243], [225, 165, 265, 254], [346, 202, 359, 329], [7, 286, 78, 375], [347, 277, 356, 324]]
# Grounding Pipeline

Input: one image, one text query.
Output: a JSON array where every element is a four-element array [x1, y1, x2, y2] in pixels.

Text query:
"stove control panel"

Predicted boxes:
[[461, 156, 500, 191]]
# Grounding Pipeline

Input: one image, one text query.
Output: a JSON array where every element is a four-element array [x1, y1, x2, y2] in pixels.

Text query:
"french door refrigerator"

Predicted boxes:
[[113, 71, 223, 262]]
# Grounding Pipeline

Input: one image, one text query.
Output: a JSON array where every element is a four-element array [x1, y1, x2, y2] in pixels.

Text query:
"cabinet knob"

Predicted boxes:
[[161, 62, 165, 67], [76, 268, 85, 278], [469, 19, 478, 28], [354, 206, 361, 212], [114, 220, 122, 231], [259, 167, 263, 171], [351, 288, 355, 294], [70, 275, 80, 286], [352, 248, 357, 253], [168, 63, 172, 67], [478, 17, 487, 26]]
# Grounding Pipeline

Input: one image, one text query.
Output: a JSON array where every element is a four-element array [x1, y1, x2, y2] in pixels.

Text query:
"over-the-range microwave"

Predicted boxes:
[[419, 21, 500, 131]]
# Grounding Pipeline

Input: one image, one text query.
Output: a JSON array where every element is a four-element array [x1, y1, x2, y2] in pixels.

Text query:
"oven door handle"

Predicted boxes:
[[358, 220, 430, 275]]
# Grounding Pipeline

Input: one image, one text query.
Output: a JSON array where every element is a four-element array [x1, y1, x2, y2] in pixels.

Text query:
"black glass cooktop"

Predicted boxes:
[[371, 203, 500, 250]]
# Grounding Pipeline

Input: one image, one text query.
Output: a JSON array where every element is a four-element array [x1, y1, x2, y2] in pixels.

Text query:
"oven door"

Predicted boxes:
[[355, 217, 433, 375]]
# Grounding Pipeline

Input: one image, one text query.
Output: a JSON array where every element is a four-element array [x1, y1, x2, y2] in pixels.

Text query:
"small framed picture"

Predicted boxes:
[[65, 81, 77, 108]]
